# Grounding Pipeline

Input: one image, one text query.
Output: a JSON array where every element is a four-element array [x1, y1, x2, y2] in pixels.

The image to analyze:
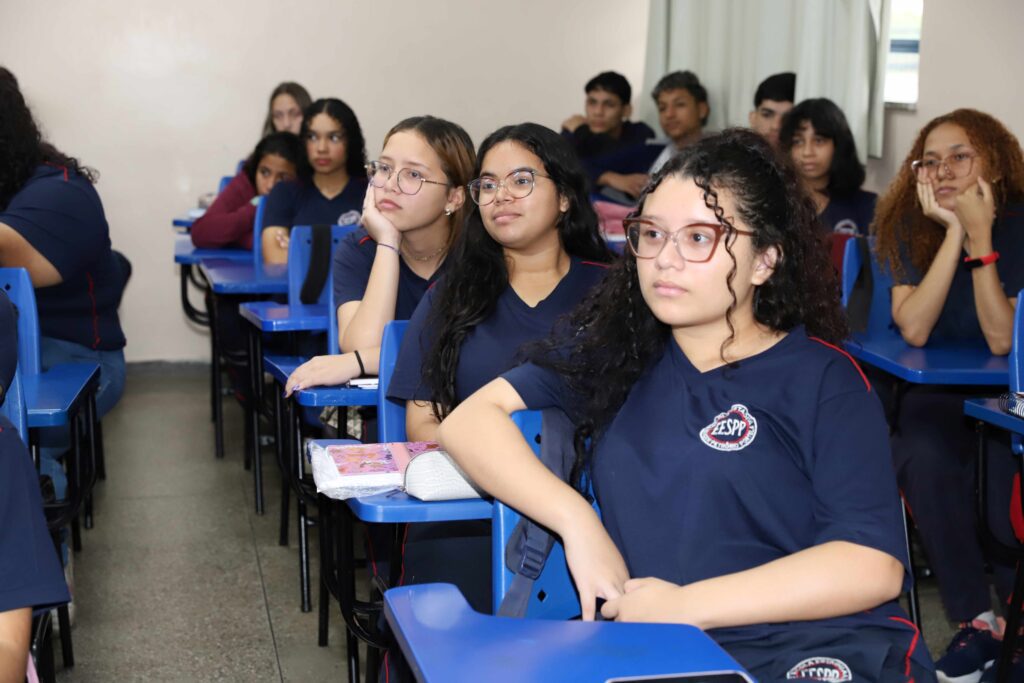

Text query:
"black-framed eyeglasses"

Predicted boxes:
[[910, 151, 977, 180], [624, 217, 755, 263], [366, 160, 449, 195], [468, 169, 552, 206]]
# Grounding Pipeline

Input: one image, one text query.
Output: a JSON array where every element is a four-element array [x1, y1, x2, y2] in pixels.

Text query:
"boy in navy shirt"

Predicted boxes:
[[441, 131, 936, 682], [560, 71, 655, 163], [748, 72, 796, 149]]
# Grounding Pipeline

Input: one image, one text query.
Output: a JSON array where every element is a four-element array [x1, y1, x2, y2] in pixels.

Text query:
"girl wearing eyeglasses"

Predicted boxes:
[[378, 124, 610, 641], [284, 116, 475, 393], [439, 130, 935, 682], [388, 123, 612, 444], [261, 98, 368, 264], [871, 109, 1024, 681]]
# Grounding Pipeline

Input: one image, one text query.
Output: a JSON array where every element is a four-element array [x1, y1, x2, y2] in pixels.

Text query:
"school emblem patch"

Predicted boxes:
[[699, 404, 757, 452], [785, 657, 853, 681]]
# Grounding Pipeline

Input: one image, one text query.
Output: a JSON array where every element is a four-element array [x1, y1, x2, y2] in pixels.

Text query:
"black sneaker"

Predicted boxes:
[[937, 626, 1002, 683]]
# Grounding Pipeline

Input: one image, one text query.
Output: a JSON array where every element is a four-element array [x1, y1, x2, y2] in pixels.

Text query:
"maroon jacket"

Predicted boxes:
[[190, 171, 257, 249]]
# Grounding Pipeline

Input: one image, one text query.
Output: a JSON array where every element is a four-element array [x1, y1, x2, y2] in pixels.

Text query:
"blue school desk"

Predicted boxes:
[[384, 583, 752, 683], [844, 333, 1009, 385], [172, 208, 206, 232], [199, 259, 287, 296]]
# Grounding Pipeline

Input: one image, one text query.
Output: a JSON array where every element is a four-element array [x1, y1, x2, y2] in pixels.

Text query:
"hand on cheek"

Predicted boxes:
[[954, 177, 996, 248]]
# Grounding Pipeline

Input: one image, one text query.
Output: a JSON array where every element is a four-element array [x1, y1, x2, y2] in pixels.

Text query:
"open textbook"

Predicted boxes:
[[309, 441, 483, 502]]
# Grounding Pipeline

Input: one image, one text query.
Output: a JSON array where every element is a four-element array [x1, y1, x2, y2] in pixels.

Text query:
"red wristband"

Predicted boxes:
[[963, 251, 1000, 270]]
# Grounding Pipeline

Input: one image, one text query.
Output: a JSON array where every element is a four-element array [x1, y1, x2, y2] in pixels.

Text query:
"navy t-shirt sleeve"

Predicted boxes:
[[501, 361, 573, 412], [386, 286, 438, 402], [332, 230, 374, 307], [0, 418, 70, 612], [809, 357, 911, 580], [0, 170, 108, 281], [262, 180, 299, 229]]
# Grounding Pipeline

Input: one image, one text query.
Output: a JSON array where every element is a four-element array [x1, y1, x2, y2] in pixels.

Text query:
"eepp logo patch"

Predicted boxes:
[[699, 404, 757, 452], [785, 657, 853, 681]]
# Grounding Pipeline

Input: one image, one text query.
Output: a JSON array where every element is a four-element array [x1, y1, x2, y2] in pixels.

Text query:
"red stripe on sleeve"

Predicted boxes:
[[808, 336, 871, 391]]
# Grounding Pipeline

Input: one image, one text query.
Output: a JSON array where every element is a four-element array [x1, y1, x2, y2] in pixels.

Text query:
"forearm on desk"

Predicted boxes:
[[967, 236, 1016, 355], [892, 230, 962, 346], [339, 245, 400, 353]]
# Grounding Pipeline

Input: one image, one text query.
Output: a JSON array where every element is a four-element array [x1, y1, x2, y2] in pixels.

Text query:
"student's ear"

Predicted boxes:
[[623, 103, 633, 121], [748, 110, 757, 127], [698, 102, 710, 125], [751, 245, 780, 286], [446, 185, 466, 214], [558, 192, 571, 214]]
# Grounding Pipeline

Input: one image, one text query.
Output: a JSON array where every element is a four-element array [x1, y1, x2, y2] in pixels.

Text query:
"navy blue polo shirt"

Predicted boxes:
[[0, 416, 70, 613], [504, 327, 916, 648], [896, 205, 1024, 340], [820, 189, 877, 236], [263, 176, 368, 229], [388, 257, 608, 404], [0, 165, 125, 350], [562, 121, 657, 162], [331, 228, 444, 320]]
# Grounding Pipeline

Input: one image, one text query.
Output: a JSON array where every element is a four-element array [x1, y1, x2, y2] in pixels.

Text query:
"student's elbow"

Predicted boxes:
[[856, 549, 905, 605], [894, 320, 930, 348], [984, 333, 1012, 356]]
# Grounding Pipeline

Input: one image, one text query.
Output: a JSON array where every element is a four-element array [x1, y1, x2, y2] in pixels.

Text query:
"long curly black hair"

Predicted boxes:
[[526, 128, 848, 490], [0, 67, 97, 210], [422, 122, 612, 421]]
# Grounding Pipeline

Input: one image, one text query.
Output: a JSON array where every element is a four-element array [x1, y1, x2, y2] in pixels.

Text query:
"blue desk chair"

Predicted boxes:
[[217, 174, 233, 194], [242, 224, 355, 513], [0, 268, 101, 540], [965, 289, 1024, 683], [841, 236, 898, 338]]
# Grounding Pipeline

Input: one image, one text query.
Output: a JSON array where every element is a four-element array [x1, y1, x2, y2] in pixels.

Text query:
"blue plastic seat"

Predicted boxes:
[[841, 236, 899, 338]]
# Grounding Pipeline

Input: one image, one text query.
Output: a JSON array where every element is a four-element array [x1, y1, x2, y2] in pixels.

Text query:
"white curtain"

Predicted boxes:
[[641, 0, 891, 159]]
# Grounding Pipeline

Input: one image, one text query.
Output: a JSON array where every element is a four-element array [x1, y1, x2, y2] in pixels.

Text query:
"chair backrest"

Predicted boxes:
[[1012, 288, 1023, 395], [252, 195, 268, 266], [492, 410, 582, 619], [841, 236, 898, 337], [217, 175, 233, 194], [377, 320, 410, 442], [0, 362, 27, 440], [0, 268, 41, 375], [286, 224, 358, 309]]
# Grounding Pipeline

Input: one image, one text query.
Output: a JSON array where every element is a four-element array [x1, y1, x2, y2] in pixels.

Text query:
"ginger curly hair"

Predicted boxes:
[[872, 109, 1024, 280]]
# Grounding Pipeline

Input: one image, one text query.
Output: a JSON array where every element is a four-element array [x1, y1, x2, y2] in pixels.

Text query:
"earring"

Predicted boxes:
[[444, 208, 453, 216]]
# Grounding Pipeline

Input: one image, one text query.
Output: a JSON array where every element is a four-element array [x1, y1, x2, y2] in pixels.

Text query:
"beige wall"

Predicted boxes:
[[4, 0, 1021, 361], [0, 1, 650, 362], [865, 0, 1024, 193]]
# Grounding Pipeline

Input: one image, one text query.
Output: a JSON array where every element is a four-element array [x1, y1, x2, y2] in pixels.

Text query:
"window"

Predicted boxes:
[[884, 0, 923, 106]]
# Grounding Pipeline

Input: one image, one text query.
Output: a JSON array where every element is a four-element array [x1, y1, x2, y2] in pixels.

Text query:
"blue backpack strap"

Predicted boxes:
[[497, 409, 576, 618]]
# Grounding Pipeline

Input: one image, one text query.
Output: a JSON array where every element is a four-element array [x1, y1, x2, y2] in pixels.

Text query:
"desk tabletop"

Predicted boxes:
[[173, 235, 249, 265], [384, 583, 751, 683], [347, 489, 492, 523], [845, 333, 1009, 385], [172, 208, 205, 231], [25, 363, 101, 428], [200, 259, 287, 295], [239, 302, 329, 332], [965, 398, 1024, 443]]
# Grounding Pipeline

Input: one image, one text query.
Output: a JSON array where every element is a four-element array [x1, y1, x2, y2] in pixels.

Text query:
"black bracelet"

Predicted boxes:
[[353, 349, 366, 377]]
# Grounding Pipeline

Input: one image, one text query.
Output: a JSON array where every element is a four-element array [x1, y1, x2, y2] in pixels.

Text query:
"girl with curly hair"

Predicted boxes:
[[871, 109, 1024, 681], [440, 129, 935, 682]]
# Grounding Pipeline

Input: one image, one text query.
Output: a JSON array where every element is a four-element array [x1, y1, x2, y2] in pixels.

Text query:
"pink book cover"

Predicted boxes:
[[326, 441, 439, 482]]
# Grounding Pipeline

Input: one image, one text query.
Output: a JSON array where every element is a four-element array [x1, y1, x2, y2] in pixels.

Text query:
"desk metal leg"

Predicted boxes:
[[249, 327, 265, 514], [209, 292, 225, 459], [69, 417, 82, 553], [901, 503, 921, 628], [178, 263, 210, 327], [276, 390, 290, 546], [318, 496, 332, 647], [291, 398, 312, 612]]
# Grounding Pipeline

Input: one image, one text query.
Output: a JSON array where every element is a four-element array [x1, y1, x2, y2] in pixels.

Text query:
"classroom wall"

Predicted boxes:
[[864, 0, 1024, 194], [0, 1, 650, 362]]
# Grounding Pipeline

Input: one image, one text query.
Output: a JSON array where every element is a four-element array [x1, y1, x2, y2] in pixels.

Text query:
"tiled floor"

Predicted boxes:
[[52, 363, 963, 681]]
